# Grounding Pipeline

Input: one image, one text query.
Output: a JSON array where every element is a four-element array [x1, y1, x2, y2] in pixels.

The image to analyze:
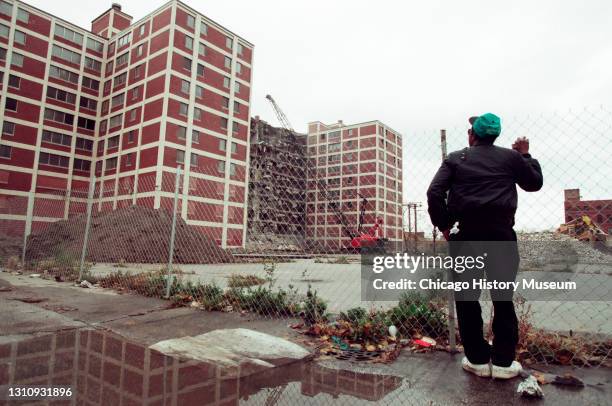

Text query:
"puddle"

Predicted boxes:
[[0, 328, 403, 405]]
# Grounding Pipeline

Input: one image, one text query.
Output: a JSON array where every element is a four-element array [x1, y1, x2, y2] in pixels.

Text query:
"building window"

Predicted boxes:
[[85, 57, 101, 72], [176, 150, 185, 164], [219, 139, 226, 151], [86, 37, 103, 52], [194, 107, 202, 121], [75, 137, 93, 151], [116, 52, 128, 66], [217, 160, 225, 174], [111, 93, 125, 107], [54, 24, 83, 45], [47, 86, 77, 104], [126, 153, 133, 167], [132, 86, 140, 99], [224, 56, 231, 69], [185, 35, 193, 50], [0, 48, 6, 60], [222, 97, 229, 110], [181, 79, 190, 94], [16, 8, 29, 23], [129, 109, 137, 121], [106, 157, 117, 170], [114, 72, 127, 86], [200, 21, 208, 35], [127, 130, 136, 143], [197, 63, 204, 76], [77, 117, 96, 130], [49, 65, 78, 84], [232, 122, 239, 134], [179, 103, 188, 116], [186, 14, 195, 28], [42, 130, 72, 146], [109, 114, 122, 128], [2, 121, 15, 136], [14, 30, 25, 45], [107, 135, 119, 149], [198, 42, 205, 56], [52, 45, 81, 64], [139, 24, 146, 36], [183, 56, 192, 71], [8, 74, 20, 89], [234, 101, 240, 113], [192, 130, 200, 144], [117, 33, 131, 48], [236, 62, 242, 74], [11, 53, 24, 67], [230, 163, 237, 176], [220, 117, 228, 129], [0, 23, 8, 38], [190, 153, 198, 166], [0, 1, 12, 16], [231, 142, 237, 154], [225, 36, 233, 49], [39, 152, 69, 168], [5, 98, 17, 111], [0, 145, 11, 159], [196, 85, 203, 98], [82, 76, 99, 90], [177, 126, 186, 140], [237, 42, 244, 56], [223, 77, 230, 89], [135, 44, 144, 57], [73, 158, 90, 171]]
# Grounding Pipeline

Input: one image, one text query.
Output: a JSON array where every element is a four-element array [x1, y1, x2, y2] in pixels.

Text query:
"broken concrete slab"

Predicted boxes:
[[151, 328, 310, 377]]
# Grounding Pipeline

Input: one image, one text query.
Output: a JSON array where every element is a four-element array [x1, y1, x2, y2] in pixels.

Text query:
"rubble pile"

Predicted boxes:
[[517, 231, 612, 266], [25, 206, 234, 264]]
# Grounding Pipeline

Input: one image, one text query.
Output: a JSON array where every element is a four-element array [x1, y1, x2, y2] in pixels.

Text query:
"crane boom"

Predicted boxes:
[[265, 94, 295, 133]]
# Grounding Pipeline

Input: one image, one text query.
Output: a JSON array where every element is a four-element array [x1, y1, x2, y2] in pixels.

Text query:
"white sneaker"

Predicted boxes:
[[461, 357, 491, 377], [492, 361, 522, 379]]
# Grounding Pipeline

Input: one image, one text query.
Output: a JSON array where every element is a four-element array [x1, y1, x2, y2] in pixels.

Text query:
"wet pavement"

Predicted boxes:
[[1, 273, 611, 405], [0, 327, 611, 405]]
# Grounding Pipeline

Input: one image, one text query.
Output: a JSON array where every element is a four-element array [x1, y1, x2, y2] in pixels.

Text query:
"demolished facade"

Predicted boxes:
[[246, 117, 307, 250]]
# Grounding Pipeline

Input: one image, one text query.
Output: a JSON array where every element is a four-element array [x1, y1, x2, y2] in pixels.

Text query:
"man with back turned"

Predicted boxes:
[[426, 113, 543, 379]]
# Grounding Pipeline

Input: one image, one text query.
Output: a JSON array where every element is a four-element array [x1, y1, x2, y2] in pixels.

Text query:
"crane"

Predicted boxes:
[[265, 94, 294, 133], [264, 94, 387, 254]]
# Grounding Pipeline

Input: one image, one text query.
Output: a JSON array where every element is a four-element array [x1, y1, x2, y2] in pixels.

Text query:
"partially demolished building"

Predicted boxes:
[[246, 117, 307, 250]]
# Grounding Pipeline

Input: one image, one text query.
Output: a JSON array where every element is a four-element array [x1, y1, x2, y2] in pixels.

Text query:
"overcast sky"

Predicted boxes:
[[29, 0, 612, 232]]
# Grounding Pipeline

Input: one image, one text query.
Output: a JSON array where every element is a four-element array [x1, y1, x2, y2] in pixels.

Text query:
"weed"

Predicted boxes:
[[227, 273, 265, 288]]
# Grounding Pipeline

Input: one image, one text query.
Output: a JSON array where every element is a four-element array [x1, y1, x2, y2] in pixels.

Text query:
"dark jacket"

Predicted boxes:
[[427, 144, 543, 230]]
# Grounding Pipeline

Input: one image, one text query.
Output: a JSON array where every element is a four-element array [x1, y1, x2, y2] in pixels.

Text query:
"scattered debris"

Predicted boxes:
[[227, 273, 266, 288], [413, 337, 436, 348], [0, 286, 13, 292], [12, 297, 48, 304], [517, 375, 544, 398], [79, 280, 94, 288], [552, 373, 585, 388], [29, 273, 41, 278]]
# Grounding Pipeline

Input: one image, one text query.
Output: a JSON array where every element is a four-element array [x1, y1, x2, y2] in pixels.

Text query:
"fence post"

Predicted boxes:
[[440, 129, 457, 353], [21, 189, 34, 267], [78, 179, 96, 281], [165, 165, 182, 298]]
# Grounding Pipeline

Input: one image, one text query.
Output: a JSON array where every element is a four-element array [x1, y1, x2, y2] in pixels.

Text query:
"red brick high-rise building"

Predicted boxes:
[[306, 120, 403, 250], [0, 0, 253, 248]]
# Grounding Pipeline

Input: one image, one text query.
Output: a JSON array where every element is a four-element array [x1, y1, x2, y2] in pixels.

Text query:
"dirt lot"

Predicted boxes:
[[24, 206, 233, 264]]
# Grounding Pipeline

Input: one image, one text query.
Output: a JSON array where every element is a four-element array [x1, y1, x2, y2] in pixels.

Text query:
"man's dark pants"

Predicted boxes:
[[449, 221, 519, 367]]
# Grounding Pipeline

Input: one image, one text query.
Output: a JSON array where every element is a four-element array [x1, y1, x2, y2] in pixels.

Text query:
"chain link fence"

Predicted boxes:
[[0, 106, 611, 369]]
